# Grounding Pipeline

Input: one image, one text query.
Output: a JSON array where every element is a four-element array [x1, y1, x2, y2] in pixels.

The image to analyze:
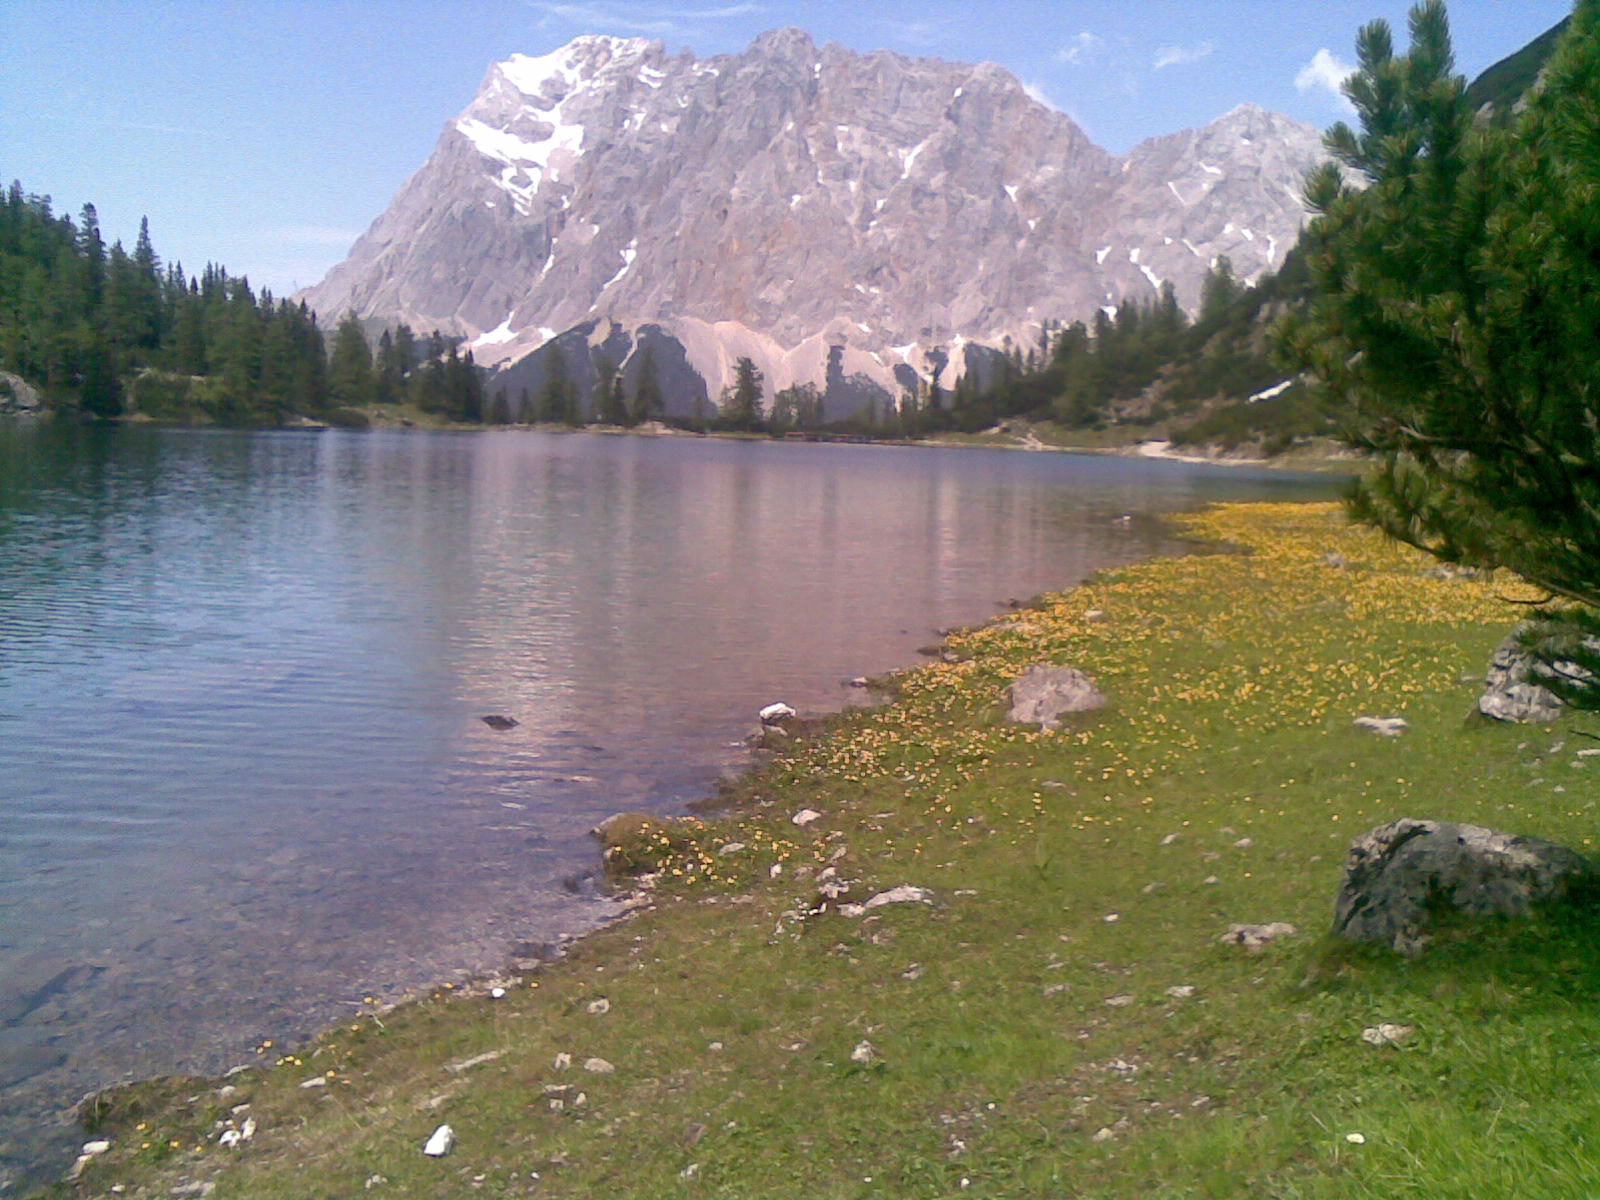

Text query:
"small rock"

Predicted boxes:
[[1233, 837, 1253, 849], [717, 842, 747, 856], [862, 884, 935, 910], [480, 715, 519, 731], [1220, 922, 1297, 951], [768, 862, 784, 878], [850, 1040, 879, 1065], [791, 809, 823, 826], [1104, 994, 1135, 1008], [583, 1056, 616, 1074], [553, 1052, 572, 1071], [445, 1050, 503, 1074], [169, 1184, 217, 1199], [1322, 551, 1348, 568], [680, 1163, 700, 1179], [82, 1140, 112, 1156], [1479, 626, 1596, 723], [1102, 912, 1120, 923], [422, 1123, 455, 1157], [844, 677, 870, 688], [1165, 985, 1196, 999], [1092, 1127, 1115, 1143], [1160, 833, 1180, 846], [759, 702, 797, 725], [1354, 715, 1408, 737], [587, 997, 611, 1015], [298, 1075, 328, 1089], [490, 986, 506, 999], [1360, 1023, 1413, 1047], [1345, 1132, 1366, 1145]]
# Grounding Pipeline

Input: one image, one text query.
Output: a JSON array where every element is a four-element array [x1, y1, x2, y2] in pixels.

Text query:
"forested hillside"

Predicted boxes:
[[943, 253, 1334, 452], [0, 184, 483, 425]]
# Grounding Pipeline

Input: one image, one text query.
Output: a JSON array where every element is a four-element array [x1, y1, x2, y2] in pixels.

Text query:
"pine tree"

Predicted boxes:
[[1280, 0, 1600, 706], [593, 353, 628, 425], [720, 356, 764, 431], [538, 348, 576, 424], [1199, 256, 1242, 323], [327, 313, 374, 407], [629, 345, 664, 424]]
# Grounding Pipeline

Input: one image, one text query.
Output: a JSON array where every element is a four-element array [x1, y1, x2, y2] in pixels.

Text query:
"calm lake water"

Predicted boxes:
[[0, 421, 1336, 1187]]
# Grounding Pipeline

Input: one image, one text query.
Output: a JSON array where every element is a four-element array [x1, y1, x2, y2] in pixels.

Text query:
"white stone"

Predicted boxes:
[[792, 809, 823, 826], [759, 702, 797, 724], [423, 1124, 455, 1157], [1220, 922, 1297, 950], [1354, 715, 1409, 737], [850, 1040, 878, 1064], [587, 997, 611, 1014], [583, 1056, 616, 1074], [1360, 1023, 1413, 1046], [862, 884, 935, 910]]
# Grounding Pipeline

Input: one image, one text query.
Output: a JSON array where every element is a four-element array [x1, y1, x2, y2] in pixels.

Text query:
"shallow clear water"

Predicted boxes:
[[0, 421, 1335, 1187]]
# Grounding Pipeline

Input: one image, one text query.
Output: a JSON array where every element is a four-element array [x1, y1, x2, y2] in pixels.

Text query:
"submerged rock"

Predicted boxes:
[[480, 714, 519, 730], [1332, 818, 1599, 956]]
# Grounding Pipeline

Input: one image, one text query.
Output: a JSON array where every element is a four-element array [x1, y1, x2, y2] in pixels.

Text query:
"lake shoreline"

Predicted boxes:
[[2, 426, 1341, 1195], [43, 500, 1594, 1199], [86, 403, 1365, 475]]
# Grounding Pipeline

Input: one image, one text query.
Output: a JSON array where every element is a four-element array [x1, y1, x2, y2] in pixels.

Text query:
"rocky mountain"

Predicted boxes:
[[299, 29, 1328, 416]]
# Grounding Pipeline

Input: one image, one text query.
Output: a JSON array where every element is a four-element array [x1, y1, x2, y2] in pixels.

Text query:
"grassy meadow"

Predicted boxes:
[[53, 502, 1600, 1200]]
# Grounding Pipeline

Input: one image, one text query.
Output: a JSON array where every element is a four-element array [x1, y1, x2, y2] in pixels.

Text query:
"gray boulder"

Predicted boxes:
[[1007, 665, 1106, 730], [0, 370, 42, 414], [1333, 818, 1599, 956], [1478, 626, 1596, 723]]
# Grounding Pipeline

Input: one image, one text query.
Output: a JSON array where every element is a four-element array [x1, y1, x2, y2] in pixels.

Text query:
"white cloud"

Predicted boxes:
[[1153, 40, 1214, 69], [1022, 81, 1063, 112], [1295, 48, 1357, 112], [1056, 31, 1102, 66]]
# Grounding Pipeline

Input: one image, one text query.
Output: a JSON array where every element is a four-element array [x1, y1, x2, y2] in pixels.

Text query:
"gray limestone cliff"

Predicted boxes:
[[299, 29, 1327, 413]]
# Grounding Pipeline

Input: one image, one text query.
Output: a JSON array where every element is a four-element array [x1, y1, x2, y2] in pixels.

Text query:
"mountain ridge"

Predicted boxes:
[[298, 29, 1328, 415]]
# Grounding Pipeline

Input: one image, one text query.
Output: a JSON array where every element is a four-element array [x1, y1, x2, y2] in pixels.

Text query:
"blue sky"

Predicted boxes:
[[0, 1, 1571, 298]]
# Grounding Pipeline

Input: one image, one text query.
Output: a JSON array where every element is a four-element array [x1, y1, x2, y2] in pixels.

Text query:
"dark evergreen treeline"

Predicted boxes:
[[0, 181, 485, 425]]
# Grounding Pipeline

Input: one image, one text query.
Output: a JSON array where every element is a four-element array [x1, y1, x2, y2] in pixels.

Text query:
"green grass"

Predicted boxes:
[[49, 503, 1600, 1199]]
